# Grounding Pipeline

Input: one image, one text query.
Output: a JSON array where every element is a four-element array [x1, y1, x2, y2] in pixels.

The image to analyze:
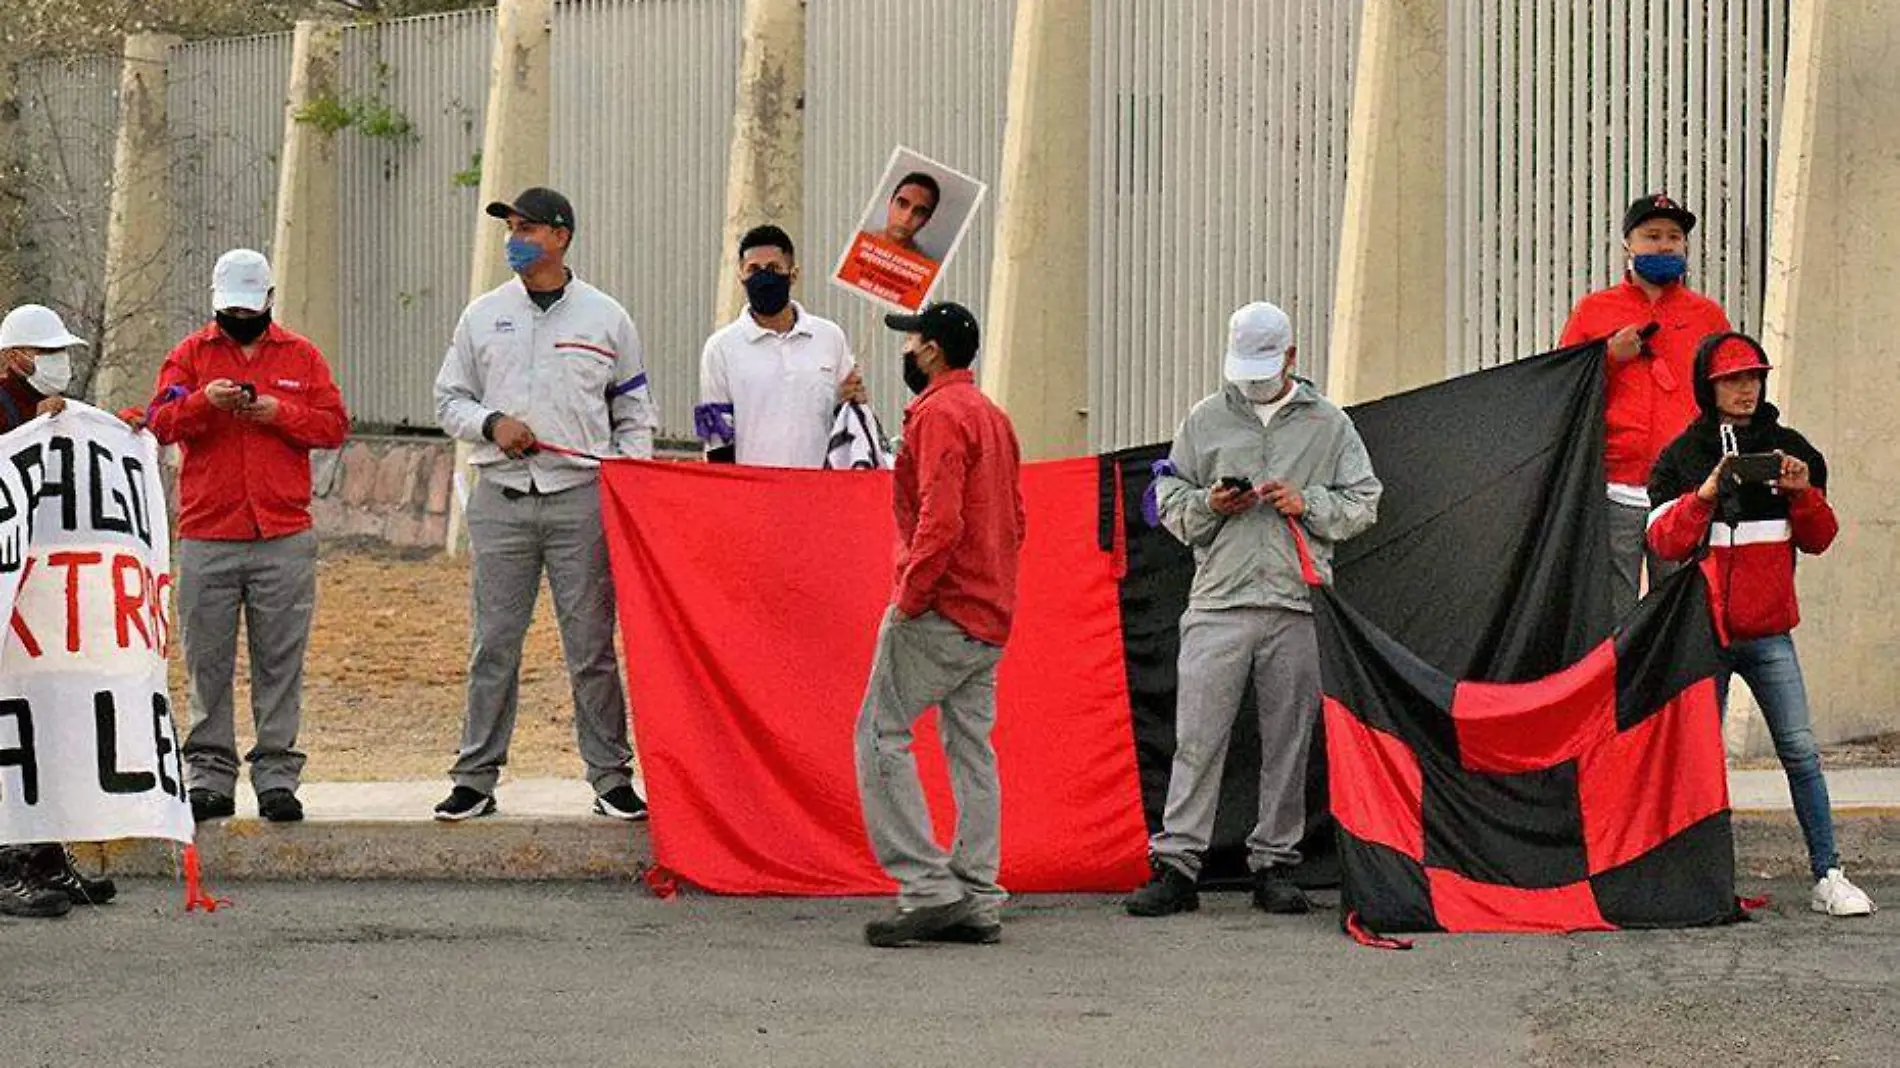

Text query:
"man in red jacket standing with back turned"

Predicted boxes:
[[1560, 194, 1730, 619], [854, 301, 1026, 949], [147, 249, 349, 825]]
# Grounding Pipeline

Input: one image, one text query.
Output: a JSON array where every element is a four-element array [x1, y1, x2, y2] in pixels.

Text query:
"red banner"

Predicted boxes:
[[600, 457, 1150, 896]]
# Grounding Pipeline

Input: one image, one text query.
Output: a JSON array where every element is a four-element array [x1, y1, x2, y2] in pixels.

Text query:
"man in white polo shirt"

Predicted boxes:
[[696, 225, 866, 468]]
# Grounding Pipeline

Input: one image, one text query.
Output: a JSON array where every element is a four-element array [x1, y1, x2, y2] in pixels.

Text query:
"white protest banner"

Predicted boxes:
[[0, 404, 192, 845]]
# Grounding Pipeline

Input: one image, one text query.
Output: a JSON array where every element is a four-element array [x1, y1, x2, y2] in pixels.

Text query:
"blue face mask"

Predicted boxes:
[[1631, 252, 1687, 286], [505, 235, 544, 274]]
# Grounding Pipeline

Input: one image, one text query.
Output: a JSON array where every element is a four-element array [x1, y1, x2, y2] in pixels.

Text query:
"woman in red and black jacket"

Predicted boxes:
[[1646, 332, 1874, 917]]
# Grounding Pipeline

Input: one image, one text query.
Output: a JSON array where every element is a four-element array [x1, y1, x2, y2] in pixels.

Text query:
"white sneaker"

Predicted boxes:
[[1810, 868, 1876, 917]]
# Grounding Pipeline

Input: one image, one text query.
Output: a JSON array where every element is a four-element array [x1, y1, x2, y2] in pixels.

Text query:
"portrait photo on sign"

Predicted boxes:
[[831, 146, 988, 313]]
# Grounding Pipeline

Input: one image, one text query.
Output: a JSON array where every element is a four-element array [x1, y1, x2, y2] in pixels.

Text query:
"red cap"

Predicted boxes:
[[1705, 335, 1772, 380]]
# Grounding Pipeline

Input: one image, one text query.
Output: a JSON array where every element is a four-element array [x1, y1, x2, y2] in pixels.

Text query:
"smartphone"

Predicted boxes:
[[1216, 476, 1253, 495], [1727, 453, 1782, 484], [237, 382, 258, 403]]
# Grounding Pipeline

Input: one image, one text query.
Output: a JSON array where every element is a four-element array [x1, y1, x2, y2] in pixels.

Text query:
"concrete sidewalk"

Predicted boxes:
[[72, 769, 1900, 883]]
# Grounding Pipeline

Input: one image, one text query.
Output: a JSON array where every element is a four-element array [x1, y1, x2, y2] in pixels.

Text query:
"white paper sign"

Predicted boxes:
[[0, 404, 192, 845]]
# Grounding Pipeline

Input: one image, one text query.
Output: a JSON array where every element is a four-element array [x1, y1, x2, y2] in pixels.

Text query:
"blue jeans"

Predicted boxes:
[[1717, 633, 1839, 879]]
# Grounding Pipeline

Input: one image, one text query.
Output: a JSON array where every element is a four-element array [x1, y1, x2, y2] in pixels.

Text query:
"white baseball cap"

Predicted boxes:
[[211, 249, 274, 312], [0, 304, 89, 350], [1222, 301, 1294, 382]]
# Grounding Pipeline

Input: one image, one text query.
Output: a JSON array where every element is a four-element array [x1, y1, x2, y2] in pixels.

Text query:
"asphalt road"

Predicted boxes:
[[3, 877, 1894, 1068]]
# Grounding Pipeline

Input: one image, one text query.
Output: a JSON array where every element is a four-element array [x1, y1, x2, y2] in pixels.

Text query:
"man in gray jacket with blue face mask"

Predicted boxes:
[[1126, 301, 1382, 919]]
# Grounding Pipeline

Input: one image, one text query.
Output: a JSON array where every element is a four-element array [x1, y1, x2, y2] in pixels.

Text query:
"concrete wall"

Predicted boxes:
[[1759, 0, 1900, 747]]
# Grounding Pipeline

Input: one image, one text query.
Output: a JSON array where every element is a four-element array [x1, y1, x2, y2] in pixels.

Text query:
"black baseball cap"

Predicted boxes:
[[885, 301, 980, 362], [486, 186, 575, 231], [1622, 193, 1696, 236]]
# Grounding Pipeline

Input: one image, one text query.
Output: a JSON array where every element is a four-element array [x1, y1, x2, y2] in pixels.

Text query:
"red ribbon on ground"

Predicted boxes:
[[182, 844, 231, 914], [1344, 910, 1414, 951]]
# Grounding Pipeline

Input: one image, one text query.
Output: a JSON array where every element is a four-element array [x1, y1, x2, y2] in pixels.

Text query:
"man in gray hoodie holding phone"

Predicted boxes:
[[1126, 301, 1382, 919]]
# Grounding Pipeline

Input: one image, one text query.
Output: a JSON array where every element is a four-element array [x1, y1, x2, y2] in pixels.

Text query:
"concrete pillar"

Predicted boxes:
[[271, 21, 344, 365], [447, 0, 554, 554], [978, 0, 1091, 460], [715, 0, 804, 326], [1758, 0, 1900, 747], [1325, 0, 1448, 405], [94, 32, 181, 415]]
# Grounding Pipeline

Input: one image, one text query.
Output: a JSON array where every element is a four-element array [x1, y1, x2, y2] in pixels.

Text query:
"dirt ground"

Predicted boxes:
[[182, 539, 599, 783], [194, 542, 1897, 784]]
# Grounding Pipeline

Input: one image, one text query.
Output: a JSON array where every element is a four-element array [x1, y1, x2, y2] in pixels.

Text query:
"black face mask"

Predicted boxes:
[[901, 347, 932, 396], [743, 269, 793, 316], [217, 310, 272, 345]]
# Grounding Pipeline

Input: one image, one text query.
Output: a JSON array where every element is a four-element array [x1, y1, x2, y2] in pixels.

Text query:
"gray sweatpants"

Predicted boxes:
[[178, 531, 318, 796], [452, 477, 632, 794], [1151, 605, 1320, 879], [854, 609, 1006, 915]]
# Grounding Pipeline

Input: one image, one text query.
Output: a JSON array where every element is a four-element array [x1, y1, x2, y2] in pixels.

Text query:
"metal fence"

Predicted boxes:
[[334, 9, 496, 430], [1088, 0, 1360, 450], [10, 1, 1797, 443], [801, 0, 1019, 433], [12, 55, 120, 391], [1445, 0, 1790, 374], [550, 0, 743, 441], [166, 33, 294, 345]]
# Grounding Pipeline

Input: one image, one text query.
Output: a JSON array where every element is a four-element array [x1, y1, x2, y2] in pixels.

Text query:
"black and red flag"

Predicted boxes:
[[1319, 563, 1738, 934]]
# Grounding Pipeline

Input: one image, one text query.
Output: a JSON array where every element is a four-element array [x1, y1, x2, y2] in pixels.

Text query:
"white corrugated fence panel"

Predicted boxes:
[[803, 0, 1017, 431], [336, 9, 496, 430], [1089, 0, 1360, 451], [13, 55, 120, 392], [550, 0, 743, 443], [166, 34, 295, 345], [1445, 0, 1789, 374]]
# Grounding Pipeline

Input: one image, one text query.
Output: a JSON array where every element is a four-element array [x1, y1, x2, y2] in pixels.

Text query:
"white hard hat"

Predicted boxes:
[[0, 304, 89, 350]]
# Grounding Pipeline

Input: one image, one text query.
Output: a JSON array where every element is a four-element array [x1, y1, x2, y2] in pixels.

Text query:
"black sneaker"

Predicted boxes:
[[189, 788, 236, 823], [592, 785, 648, 822], [1124, 864, 1200, 917], [0, 849, 71, 918], [27, 846, 116, 906], [1251, 867, 1312, 914], [864, 896, 978, 948], [257, 789, 305, 823], [433, 786, 496, 821], [923, 918, 1003, 945]]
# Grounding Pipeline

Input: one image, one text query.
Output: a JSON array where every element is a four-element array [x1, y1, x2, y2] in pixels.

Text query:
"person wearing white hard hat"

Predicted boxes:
[[0, 303, 88, 423], [141, 249, 349, 826], [0, 303, 123, 919], [1126, 301, 1383, 920]]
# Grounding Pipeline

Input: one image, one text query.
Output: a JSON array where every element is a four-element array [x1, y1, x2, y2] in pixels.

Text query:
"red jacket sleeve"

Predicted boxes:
[[146, 340, 216, 445], [268, 344, 349, 450], [1647, 492, 1715, 563], [1787, 487, 1838, 555], [894, 412, 970, 619]]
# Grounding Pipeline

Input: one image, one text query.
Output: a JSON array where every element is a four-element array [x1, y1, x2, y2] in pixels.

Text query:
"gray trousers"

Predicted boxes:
[[854, 609, 1006, 915], [178, 531, 318, 796], [1151, 606, 1320, 879], [453, 477, 632, 794], [1607, 498, 1677, 619]]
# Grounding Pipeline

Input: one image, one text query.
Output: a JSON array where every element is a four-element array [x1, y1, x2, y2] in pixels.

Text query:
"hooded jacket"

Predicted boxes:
[[1645, 333, 1837, 642]]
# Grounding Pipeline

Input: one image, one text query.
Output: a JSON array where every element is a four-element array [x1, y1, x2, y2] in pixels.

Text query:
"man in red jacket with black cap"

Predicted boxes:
[[1647, 332, 1875, 918], [1561, 194, 1731, 618]]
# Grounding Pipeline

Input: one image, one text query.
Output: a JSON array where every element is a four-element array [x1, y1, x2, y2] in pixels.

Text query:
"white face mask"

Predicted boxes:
[[26, 349, 72, 397], [1235, 375, 1287, 404]]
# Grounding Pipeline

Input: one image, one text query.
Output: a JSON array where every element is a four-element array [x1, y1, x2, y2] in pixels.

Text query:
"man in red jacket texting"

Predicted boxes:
[[854, 302, 1025, 948], [1561, 194, 1731, 617], [147, 249, 350, 825], [1647, 332, 1874, 917]]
